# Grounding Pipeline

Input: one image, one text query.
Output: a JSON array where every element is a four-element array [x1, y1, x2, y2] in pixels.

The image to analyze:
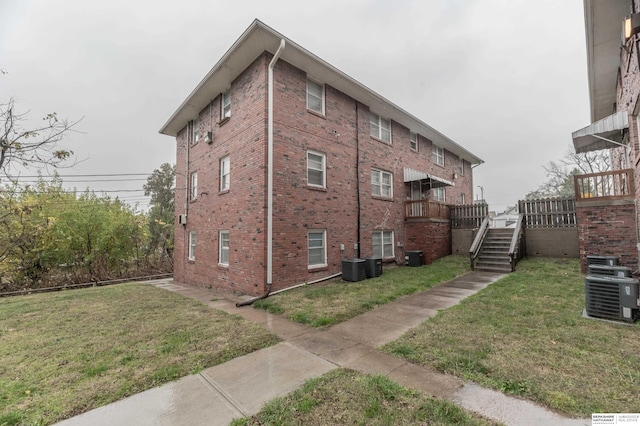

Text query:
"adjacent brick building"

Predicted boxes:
[[160, 20, 483, 295], [571, 1, 640, 271]]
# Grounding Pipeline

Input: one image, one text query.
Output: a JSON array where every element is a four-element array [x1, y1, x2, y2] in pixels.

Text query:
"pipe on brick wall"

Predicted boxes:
[[237, 39, 286, 308]]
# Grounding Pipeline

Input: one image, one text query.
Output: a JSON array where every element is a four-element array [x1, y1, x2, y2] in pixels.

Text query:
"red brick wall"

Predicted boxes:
[[174, 54, 269, 295], [173, 52, 473, 294], [405, 219, 452, 264], [576, 200, 638, 272]]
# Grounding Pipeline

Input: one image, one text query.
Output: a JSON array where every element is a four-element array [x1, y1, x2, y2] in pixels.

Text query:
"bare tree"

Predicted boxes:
[[0, 97, 81, 181], [526, 145, 610, 199]]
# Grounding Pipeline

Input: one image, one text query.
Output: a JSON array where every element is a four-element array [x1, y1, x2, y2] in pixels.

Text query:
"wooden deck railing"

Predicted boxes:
[[574, 169, 634, 200], [450, 203, 489, 229], [405, 200, 450, 220], [518, 198, 576, 228]]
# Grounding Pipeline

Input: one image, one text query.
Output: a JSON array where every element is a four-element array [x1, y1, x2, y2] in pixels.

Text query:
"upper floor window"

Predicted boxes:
[[371, 168, 393, 198], [222, 90, 231, 119], [372, 230, 394, 259], [308, 230, 327, 268], [220, 155, 230, 191], [188, 231, 196, 261], [370, 112, 391, 143], [190, 171, 198, 200], [432, 144, 444, 166], [410, 132, 418, 152], [219, 230, 229, 266], [191, 118, 199, 145], [307, 151, 326, 188], [459, 158, 465, 175], [433, 187, 445, 202], [307, 80, 324, 114]]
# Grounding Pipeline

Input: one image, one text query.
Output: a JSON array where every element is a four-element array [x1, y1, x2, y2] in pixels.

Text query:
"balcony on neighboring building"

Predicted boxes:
[[573, 169, 635, 200]]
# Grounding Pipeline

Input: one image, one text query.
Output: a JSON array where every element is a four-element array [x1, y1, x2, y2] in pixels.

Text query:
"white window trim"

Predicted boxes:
[[371, 168, 393, 198], [432, 144, 444, 166], [307, 79, 325, 115], [433, 187, 446, 202], [459, 158, 465, 175], [219, 230, 229, 266], [190, 171, 198, 200], [370, 112, 391, 143], [222, 91, 231, 119], [192, 118, 199, 144], [188, 231, 196, 261], [220, 155, 230, 191], [460, 193, 466, 205], [373, 230, 394, 259], [307, 150, 326, 188], [410, 132, 418, 152], [308, 230, 327, 269]]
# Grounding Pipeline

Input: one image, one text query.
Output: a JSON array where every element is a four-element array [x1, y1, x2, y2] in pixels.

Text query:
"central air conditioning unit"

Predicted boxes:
[[178, 214, 187, 225], [585, 275, 640, 323]]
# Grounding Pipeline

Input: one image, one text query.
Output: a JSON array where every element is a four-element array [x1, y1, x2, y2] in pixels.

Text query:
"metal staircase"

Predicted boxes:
[[473, 228, 514, 273]]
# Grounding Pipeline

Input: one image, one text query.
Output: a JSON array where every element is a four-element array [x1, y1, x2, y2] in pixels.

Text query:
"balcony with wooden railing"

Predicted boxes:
[[574, 169, 634, 200], [405, 200, 450, 220]]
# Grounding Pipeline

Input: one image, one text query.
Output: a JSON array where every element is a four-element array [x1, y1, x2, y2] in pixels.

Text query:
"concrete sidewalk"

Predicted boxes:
[[55, 272, 591, 426]]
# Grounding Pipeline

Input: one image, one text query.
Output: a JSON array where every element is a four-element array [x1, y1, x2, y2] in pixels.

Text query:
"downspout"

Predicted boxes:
[[355, 102, 361, 258], [237, 39, 286, 307]]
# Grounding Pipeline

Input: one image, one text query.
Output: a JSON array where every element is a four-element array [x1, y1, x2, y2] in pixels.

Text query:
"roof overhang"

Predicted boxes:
[[584, 0, 629, 122], [572, 110, 629, 153], [403, 167, 454, 188], [159, 19, 483, 165]]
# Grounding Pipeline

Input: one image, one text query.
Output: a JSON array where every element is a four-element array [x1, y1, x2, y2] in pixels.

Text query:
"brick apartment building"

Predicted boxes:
[[571, 1, 640, 270], [160, 20, 483, 295]]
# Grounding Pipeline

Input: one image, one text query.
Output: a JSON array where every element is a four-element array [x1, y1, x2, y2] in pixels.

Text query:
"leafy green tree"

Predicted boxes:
[[144, 163, 175, 264]]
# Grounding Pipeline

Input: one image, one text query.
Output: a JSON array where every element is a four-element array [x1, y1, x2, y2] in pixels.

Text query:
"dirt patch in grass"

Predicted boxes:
[[384, 258, 640, 417], [230, 369, 499, 426], [254, 256, 470, 327], [0, 283, 280, 425]]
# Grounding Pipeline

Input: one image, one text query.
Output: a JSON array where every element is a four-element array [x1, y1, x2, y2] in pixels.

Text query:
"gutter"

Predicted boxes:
[[237, 39, 286, 307]]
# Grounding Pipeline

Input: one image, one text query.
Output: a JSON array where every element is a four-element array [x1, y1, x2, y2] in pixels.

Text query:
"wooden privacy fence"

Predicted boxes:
[[450, 203, 488, 228], [518, 198, 576, 228], [574, 169, 634, 200]]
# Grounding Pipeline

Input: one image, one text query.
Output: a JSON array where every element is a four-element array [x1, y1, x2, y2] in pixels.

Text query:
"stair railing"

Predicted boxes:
[[469, 216, 490, 271], [508, 214, 525, 272]]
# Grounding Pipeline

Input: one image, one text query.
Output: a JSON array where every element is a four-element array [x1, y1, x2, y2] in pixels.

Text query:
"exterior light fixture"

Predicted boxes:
[[623, 13, 640, 43]]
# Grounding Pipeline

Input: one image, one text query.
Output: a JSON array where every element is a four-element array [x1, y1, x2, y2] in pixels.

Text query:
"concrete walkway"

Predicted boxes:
[[55, 272, 591, 426]]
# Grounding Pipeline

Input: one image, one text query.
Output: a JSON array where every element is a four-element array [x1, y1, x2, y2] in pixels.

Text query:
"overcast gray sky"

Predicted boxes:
[[0, 0, 589, 212]]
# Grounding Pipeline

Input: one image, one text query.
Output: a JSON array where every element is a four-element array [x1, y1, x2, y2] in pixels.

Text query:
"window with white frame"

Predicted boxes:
[[191, 118, 199, 144], [222, 90, 231, 119], [459, 158, 465, 175], [219, 230, 229, 266], [433, 187, 445, 202], [220, 155, 230, 191], [371, 168, 392, 198], [410, 132, 418, 151], [307, 80, 324, 114], [432, 144, 444, 166], [308, 230, 326, 267], [188, 231, 196, 260], [307, 151, 326, 188], [190, 171, 198, 200], [372, 230, 394, 259], [370, 112, 391, 143], [460, 193, 466, 205]]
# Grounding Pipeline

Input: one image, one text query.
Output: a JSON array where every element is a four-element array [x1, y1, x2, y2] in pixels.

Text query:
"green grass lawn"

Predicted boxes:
[[0, 283, 280, 425], [384, 257, 640, 417], [230, 369, 499, 426], [254, 255, 470, 327]]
